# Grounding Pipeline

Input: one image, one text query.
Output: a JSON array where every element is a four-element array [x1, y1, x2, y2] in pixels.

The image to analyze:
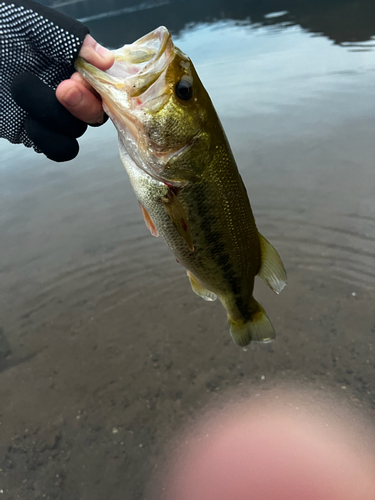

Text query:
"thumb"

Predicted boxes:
[[78, 34, 114, 70]]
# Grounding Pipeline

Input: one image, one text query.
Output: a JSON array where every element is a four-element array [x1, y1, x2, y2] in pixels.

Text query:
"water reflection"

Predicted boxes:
[[39, 0, 375, 48]]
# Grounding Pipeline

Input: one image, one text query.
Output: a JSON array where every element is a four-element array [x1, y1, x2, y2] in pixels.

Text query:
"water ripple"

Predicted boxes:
[[258, 209, 375, 291]]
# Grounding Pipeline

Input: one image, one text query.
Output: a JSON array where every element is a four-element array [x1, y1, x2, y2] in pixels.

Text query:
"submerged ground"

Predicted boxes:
[[0, 6, 375, 499]]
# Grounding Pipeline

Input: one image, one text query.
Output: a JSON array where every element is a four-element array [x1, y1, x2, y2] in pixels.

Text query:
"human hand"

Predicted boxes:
[[56, 35, 114, 125], [11, 35, 114, 162], [159, 389, 375, 500]]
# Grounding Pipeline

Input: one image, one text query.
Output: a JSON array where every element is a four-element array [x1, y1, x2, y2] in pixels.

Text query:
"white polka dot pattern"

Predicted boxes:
[[0, 2, 83, 148]]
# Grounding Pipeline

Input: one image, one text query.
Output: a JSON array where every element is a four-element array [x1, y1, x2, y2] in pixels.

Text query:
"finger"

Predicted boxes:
[[70, 72, 101, 100], [25, 117, 79, 162], [12, 72, 86, 138], [79, 34, 114, 70], [56, 79, 106, 125]]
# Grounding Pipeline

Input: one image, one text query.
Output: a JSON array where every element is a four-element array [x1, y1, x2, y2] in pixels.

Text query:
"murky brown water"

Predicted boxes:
[[1, 2, 375, 499]]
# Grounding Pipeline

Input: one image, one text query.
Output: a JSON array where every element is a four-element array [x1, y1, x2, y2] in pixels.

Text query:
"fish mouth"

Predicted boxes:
[[75, 27, 190, 187], [75, 26, 174, 135]]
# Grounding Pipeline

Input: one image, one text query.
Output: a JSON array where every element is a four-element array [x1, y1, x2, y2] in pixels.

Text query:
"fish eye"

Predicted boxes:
[[175, 76, 193, 101]]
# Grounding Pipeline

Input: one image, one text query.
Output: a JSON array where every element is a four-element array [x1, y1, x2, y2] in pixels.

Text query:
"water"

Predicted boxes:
[[1, 1, 375, 498]]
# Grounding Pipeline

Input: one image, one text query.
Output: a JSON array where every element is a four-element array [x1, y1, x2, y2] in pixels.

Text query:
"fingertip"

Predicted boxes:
[[56, 80, 104, 125], [70, 72, 101, 98], [56, 80, 84, 110], [62, 87, 83, 107], [95, 44, 115, 69], [25, 116, 80, 162], [70, 72, 86, 84], [79, 34, 114, 70], [56, 80, 75, 102]]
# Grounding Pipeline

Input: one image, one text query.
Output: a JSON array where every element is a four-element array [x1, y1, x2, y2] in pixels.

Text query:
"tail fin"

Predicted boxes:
[[228, 299, 275, 347]]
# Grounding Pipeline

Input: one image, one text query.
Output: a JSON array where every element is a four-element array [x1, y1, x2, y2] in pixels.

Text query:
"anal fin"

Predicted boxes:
[[139, 202, 158, 237], [187, 270, 217, 302], [257, 232, 287, 294]]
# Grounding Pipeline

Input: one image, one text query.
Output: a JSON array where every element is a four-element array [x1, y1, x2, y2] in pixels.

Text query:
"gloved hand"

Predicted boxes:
[[11, 35, 114, 162], [55, 34, 114, 127], [11, 72, 88, 162], [1, 0, 113, 162]]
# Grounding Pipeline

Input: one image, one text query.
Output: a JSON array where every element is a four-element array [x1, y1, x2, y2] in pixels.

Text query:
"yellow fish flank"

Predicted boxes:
[[75, 27, 287, 347]]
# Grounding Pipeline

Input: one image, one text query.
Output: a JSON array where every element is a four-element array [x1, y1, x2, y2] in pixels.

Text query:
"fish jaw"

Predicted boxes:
[[75, 26, 174, 119], [74, 26, 174, 103], [75, 27, 190, 180]]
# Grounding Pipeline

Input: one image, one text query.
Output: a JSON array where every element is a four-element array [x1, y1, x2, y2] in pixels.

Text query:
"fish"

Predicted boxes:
[[75, 26, 287, 347]]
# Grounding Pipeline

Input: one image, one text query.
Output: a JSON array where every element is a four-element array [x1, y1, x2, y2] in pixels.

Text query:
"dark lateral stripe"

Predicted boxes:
[[193, 183, 248, 316]]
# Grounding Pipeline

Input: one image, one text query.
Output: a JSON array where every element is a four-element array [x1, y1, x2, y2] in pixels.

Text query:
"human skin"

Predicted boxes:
[[56, 35, 114, 125], [159, 392, 375, 500]]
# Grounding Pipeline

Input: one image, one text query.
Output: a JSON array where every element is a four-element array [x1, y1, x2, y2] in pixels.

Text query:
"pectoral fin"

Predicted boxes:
[[187, 271, 217, 301], [139, 202, 158, 237], [162, 190, 194, 251], [257, 232, 287, 294]]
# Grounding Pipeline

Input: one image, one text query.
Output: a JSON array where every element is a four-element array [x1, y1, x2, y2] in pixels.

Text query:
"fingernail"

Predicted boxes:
[[63, 87, 83, 106], [95, 43, 113, 60]]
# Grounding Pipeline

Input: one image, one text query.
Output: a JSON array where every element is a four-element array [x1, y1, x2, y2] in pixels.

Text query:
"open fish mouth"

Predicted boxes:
[[75, 27, 177, 170], [109, 26, 174, 98], [75, 26, 174, 111], [75, 27, 193, 184]]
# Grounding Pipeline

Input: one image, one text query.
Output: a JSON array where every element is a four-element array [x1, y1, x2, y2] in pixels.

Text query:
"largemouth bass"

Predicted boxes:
[[75, 27, 287, 347]]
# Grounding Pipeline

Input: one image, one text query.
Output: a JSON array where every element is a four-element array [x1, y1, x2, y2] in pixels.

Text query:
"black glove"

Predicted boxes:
[[0, 0, 97, 161], [11, 72, 88, 162]]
